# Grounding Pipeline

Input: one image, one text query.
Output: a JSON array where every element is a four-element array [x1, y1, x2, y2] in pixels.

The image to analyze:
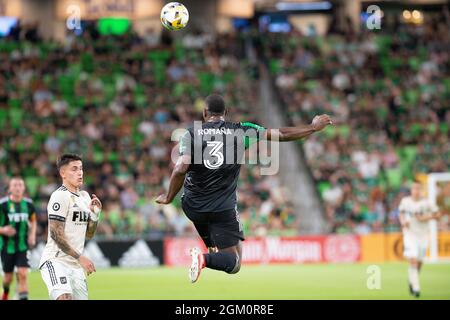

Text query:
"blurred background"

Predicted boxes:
[[0, 0, 449, 295]]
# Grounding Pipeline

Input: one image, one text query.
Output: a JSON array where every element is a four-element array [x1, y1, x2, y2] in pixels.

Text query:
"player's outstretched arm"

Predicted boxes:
[[264, 114, 333, 142], [156, 155, 191, 205]]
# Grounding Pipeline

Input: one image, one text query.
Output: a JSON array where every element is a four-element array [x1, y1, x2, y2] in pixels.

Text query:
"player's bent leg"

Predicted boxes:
[[16, 267, 29, 300], [203, 209, 244, 275], [203, 241, 242, 275], [219, 242, 242, 274]]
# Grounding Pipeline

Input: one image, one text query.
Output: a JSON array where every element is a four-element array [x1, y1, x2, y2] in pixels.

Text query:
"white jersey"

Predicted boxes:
[[40, 185, 92, 269], [399, 196, 438, 236]]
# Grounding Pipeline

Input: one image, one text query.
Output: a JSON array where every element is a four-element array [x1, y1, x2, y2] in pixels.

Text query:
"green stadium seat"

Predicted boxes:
[[427, 123, 437, 134], [93, 151, 104, 163], [408, 57, 420, 72], [132, 132, 145, 145], [338, 125, 351, 138], [410, 123, 422, 137], [134, 94, 147, 108], [81, 53, 94, 73], [386, 167, 403, 189], [440, 123, 449, 135], [0, 109, 8, 127], [317, 181, 331, 197], [9, 108, 23, 129], [25, 176, 39, 198], [443, 78, 450, 93], [323, 125, 336, 138], [148, 50, 171, 63], [222, 71, 235, 84], [108, 152, 119, 162], [269, 59, 280, 74], [404, 89, 419, 105], [198, 72, 215, 94], [403, 145, 418, 163], [8, 98, 21, 109]]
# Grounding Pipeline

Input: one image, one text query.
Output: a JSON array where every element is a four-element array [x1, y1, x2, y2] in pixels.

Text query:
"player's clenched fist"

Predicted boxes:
[[78, 255, 96, 276], [311, 114, 333, 132], [155, 194, 171, 204]]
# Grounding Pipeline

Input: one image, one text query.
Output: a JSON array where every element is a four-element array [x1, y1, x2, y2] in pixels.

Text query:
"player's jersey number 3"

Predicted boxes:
[[204, 141, 224, 169]]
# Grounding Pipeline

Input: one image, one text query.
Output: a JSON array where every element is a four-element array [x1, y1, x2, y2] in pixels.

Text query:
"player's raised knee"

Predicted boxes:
[[228, 263, 241, 274], [227, 255, 241, 274]]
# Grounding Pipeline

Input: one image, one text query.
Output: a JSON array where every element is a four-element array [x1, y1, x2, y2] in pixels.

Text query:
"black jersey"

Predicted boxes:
[[179, 120, 265, 213], [0, 197, 36, 254]]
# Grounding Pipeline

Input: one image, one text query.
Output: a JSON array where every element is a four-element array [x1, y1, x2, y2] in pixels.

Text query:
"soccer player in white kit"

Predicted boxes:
[[398, 181, 441, 298], [39, 154, 102, 300]]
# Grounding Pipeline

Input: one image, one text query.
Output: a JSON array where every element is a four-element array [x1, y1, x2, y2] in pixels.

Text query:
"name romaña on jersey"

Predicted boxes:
[[197, 128, 233, 135]]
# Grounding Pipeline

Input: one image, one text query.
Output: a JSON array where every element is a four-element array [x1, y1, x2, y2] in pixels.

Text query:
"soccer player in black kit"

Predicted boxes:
[[156, 94, 332, 283]]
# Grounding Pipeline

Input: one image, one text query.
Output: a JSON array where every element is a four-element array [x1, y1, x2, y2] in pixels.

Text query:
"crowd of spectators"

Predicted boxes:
[[261, 14, 449, 233], [2, 14, 448, 240], [0, 25, 296, 241]]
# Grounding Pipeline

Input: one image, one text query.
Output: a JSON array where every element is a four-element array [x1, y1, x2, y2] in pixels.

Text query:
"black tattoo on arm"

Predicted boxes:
[[49, 219, 81, 259], [85, 218, 98, 240]]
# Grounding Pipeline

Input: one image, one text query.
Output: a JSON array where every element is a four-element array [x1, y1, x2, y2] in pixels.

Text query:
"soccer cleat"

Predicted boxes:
[[408, 282, 420, 298], [189, 247, 205, 283]]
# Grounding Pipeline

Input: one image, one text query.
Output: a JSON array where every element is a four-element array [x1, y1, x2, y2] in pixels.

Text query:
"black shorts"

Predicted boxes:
[[1, 250, 29, 273], [182, 203, 245, 249]]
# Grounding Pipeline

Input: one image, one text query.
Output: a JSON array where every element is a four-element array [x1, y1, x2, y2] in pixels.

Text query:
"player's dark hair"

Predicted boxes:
[[205, 94, 226, 115], [57, 154, 82, 171]]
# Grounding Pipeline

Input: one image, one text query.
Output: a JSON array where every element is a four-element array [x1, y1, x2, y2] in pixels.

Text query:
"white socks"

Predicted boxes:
[[408, 266, 420, 292]]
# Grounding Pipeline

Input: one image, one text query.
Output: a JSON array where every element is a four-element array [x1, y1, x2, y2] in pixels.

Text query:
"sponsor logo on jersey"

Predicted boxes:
[[7, 212, 29, 222], [72, 211, 89, 222]]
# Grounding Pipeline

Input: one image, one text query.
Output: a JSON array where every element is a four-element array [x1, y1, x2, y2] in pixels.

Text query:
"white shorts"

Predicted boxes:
[[403, 231, 428, 261], [40, 260, 88, 300]]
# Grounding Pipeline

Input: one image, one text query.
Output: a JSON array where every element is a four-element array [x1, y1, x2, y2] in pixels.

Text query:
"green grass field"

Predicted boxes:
[[11, 262, 450, 300]]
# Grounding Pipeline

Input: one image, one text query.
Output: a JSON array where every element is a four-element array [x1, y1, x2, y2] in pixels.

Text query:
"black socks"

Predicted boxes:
[[204, 251, 238, 274]]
